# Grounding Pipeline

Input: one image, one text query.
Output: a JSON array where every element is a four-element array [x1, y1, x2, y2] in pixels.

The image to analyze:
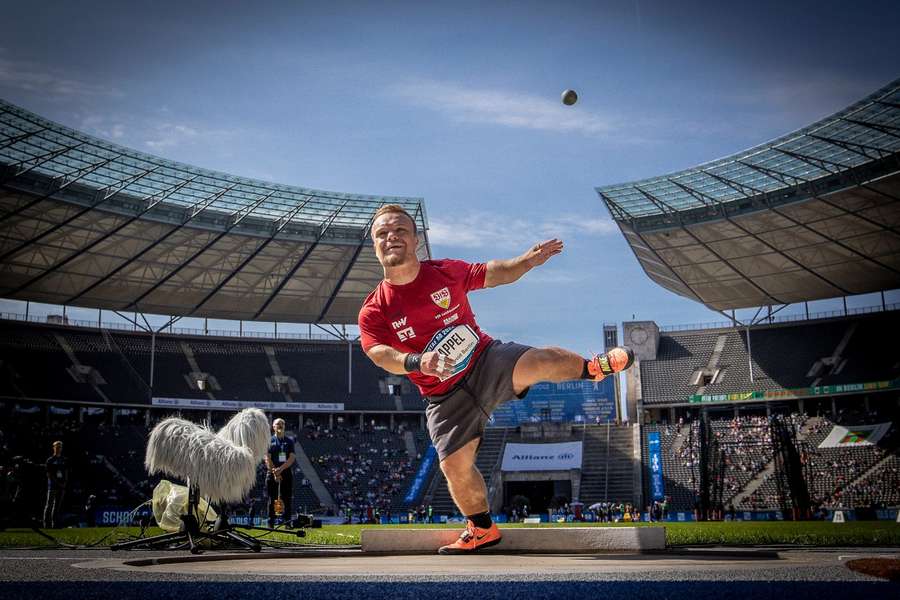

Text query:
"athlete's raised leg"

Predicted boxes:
[[512, 346, 634, 396]]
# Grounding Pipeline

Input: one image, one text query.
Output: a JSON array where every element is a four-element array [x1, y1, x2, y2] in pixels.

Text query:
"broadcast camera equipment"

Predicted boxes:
[[111, 408, 311, 553], [290, 514, 322, 529]]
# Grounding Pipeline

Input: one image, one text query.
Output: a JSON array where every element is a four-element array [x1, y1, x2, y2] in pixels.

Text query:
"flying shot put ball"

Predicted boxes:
[[561, 89, 578, 106]]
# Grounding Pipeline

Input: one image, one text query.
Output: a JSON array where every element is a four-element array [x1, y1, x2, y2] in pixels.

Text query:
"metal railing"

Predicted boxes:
[[0, 311, 339, 341], [658, 302, 899, 332], [3, 299, 896, 340]]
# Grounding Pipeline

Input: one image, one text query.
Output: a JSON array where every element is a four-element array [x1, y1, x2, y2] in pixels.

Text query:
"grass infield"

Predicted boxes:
[[1, 521, 898, 548]]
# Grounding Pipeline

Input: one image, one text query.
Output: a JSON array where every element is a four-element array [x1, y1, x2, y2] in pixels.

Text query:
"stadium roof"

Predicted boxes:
[[597, 78, 900, 312], [0, 99, 430, 324]]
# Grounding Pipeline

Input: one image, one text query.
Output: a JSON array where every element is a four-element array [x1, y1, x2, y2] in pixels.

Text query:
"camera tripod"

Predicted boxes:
[[111, 482, 303, 554]]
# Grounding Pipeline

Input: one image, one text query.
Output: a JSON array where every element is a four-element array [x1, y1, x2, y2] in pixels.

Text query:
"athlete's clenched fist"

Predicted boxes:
[[420, 351, 456, 379]]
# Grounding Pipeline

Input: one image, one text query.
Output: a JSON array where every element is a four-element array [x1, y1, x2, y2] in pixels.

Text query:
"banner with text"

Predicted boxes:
[[151, 397, 344, 412], [818, 422, 891, 448], [648, 431, 665, 500], [689, 379, 898, 404], [490, 379, 616, 426], [501, 441, 583, 471]]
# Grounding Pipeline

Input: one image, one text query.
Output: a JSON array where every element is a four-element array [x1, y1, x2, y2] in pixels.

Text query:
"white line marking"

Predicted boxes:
[[0, 557, 81, 560]]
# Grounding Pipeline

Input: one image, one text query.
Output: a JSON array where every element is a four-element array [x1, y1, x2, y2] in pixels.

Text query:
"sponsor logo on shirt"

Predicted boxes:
[[391, 317, 408, 330], [424, 324, 479, 380], [397, 326, 416, 342], [443, 313, 459, 325], [430, 287, 451, 310]]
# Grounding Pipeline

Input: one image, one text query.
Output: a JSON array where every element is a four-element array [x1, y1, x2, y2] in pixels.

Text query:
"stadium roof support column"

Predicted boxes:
[[315, 323, 345, 340], [715, 302, 789, 328], [745, 325, 754, 383]]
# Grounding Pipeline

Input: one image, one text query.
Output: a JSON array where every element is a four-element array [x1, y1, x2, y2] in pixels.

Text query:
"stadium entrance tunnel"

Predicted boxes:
[[504, 479, 571, 514]]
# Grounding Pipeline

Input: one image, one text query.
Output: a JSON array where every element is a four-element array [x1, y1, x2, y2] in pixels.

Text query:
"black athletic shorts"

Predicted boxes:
[[425, 340, 532, 461]]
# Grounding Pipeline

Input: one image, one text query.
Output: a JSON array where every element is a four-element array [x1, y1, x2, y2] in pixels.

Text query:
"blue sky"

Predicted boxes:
[[1, 0, 899, 354]]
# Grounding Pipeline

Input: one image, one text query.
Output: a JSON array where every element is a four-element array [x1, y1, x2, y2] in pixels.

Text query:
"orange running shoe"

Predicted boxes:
[[587, 346, 635, 382], [438, 519, 502, 554]]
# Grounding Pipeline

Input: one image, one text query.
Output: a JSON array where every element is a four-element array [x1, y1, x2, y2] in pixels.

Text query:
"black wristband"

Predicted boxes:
[[403, 352, 422, 373]]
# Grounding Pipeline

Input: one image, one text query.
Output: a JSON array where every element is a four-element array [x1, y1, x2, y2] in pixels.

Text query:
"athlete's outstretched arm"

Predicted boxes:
[[484, 238, 563, 288], [364, 344, 456, 378]]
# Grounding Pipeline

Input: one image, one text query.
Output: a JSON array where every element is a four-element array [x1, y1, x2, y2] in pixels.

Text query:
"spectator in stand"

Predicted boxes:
[[43, 441, 67, 528], [264, 418, 295, 527]]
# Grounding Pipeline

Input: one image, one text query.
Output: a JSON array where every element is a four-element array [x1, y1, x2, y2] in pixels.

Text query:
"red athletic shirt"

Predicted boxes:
[[358, 259, 493, 397]]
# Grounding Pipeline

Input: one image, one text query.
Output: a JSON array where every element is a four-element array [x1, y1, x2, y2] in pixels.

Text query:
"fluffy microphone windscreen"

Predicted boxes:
[[217, 408, 270, 460], [145, 417, 258, 504]]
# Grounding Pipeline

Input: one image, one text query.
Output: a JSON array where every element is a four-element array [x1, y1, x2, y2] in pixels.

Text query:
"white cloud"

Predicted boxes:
[[428, 210, 617, 251], [0, 50, 122, 98], [728, 72, 872, 113], [519, 270, 579, 285], [389, 80, 615, 137], [77, 112, 243, 154], [145, 123, 202, 150], [79, 115, 126, 140]]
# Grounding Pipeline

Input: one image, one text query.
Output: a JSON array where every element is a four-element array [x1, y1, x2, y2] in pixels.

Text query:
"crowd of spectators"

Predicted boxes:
[[786, 408, 896, 510], [649, 410, 898, 513], [716, 415, 775, 502], [835, 454, 900, 508], [301, 424, 419, 518]]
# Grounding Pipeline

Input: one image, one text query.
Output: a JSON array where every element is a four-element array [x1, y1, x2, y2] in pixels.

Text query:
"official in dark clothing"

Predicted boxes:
[[43, 441, 67, 528], [264, 418, 295, 527]]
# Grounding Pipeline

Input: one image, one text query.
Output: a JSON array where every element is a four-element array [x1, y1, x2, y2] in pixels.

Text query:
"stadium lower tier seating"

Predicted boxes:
[[643, 409, 899, 512]]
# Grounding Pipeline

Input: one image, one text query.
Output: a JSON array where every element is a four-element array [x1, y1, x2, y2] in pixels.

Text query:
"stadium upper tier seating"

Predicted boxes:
[[639, 310, 900, 405], [0, 319, 423, 411]]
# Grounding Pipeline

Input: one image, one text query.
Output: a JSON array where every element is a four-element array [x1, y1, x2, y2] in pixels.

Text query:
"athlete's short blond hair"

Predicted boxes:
[[371, 204, 417, 234]]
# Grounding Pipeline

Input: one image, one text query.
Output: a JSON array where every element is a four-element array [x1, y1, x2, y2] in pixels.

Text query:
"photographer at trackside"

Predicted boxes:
[[43, 441, 67, 528]]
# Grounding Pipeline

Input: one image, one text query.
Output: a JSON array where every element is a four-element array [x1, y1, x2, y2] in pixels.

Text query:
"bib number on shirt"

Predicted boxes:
[[424, 324, 479, 381]]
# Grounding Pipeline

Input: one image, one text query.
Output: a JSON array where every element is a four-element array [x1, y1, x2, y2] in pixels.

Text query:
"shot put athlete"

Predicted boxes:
[[358, 204, 634, 554]]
